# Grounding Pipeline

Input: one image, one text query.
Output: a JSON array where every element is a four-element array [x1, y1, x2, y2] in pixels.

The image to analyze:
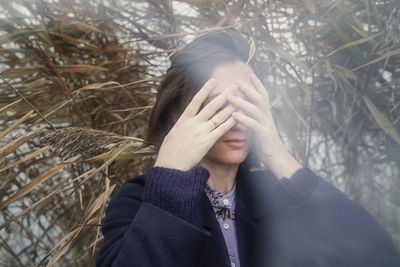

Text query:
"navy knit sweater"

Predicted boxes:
[[96, 165, 400, 267]]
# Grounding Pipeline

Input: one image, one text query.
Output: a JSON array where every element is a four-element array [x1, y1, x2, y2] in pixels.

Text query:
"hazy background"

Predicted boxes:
[[0, 0, 399, 265]]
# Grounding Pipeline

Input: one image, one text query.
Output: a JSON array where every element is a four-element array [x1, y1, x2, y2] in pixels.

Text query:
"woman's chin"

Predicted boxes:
[[205, 151, 248, 166]]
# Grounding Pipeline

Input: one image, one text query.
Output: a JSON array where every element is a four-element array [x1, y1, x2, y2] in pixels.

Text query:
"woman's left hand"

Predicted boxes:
[[227, 73, 302, 179]]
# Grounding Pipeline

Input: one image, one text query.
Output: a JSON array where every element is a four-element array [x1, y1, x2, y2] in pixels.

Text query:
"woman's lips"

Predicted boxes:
[[223, 139, 247, 148]]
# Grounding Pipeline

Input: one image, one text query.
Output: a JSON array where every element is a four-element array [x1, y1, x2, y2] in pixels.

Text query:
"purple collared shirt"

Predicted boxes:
[[205, 182, 240, 267]]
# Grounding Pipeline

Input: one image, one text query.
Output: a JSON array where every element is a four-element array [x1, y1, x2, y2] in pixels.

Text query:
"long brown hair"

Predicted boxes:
[[147, 29, 264, 147]]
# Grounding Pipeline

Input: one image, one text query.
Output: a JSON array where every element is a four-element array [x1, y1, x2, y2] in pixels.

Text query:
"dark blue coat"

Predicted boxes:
[[96, 166, 400, 266]]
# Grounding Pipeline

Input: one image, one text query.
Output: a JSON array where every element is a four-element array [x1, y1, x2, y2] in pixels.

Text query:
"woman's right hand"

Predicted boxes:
[[154, 79, 237, 171]]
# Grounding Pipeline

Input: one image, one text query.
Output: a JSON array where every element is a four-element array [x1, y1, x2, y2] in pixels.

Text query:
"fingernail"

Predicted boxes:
[[209, 78, 216, 85]]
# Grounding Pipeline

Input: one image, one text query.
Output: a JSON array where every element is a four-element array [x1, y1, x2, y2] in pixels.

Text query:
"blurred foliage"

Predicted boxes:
[[0, 0, 399, 265]]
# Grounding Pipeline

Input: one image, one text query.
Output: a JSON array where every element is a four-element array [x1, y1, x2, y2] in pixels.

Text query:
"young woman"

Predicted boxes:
[[96, 30, 400, 267]]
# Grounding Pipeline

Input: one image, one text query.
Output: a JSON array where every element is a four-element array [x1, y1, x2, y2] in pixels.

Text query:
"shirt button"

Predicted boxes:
[[231, 263, 236, 267], [223, 199, 230, 205], [223, 223, 230, 229]]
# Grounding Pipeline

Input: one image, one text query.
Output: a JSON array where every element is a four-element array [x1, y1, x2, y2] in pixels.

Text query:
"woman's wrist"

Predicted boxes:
[[154, 158, 192, 171], [261, 150, 303, 179]]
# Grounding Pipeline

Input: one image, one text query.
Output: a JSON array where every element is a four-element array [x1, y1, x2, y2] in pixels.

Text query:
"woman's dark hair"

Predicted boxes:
[[146, 29, 264, 167]]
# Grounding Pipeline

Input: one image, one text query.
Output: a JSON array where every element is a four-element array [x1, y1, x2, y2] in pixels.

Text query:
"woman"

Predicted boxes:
[[96, 30, 400, 267]]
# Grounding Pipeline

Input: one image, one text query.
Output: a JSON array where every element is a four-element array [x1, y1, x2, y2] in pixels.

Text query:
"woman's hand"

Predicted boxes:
[[227, 73, 302, 179], [155, 79, 236, 171]]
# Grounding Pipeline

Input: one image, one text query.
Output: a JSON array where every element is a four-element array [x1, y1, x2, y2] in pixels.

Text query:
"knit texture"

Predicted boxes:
[[143, 165, 210, 224], [279, 167, 319, 203]]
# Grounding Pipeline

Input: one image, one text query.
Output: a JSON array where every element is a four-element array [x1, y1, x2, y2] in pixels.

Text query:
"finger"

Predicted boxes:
[[206, 104, 236, 131], [197, 85, 235, 121], [232, 112, 264, 133], [235, 80, 264, 108], [208, 116, 236, 141], [250, 73, 270, 107], [227, 93, 264, 123], [182, 78, 217, 117]]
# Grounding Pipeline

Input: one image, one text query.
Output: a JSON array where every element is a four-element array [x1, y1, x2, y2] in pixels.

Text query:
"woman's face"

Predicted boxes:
[[201, 60, 254, 166]]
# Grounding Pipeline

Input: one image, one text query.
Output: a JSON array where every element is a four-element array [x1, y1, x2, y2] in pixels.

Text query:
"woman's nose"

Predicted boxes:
[[231, 121, 247, 132], [231, 88, 245, 98]]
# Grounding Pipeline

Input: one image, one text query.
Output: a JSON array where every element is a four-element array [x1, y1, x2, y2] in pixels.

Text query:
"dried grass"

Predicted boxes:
[[40, 127, 131, 159]]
